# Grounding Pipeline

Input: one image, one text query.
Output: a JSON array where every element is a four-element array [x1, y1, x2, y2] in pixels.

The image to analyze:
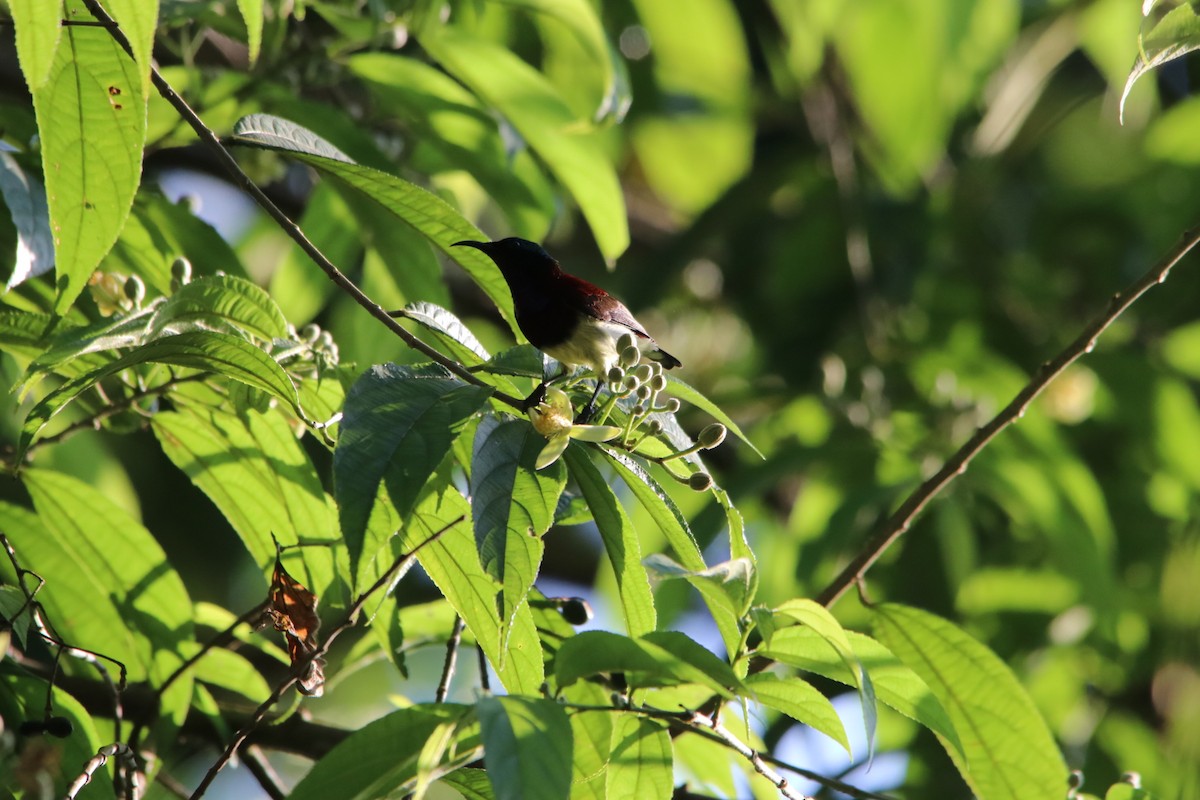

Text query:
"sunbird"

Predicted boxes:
[[454, 237, 680, 416]]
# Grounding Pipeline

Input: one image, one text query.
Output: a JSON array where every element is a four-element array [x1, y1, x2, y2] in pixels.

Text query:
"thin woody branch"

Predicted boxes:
[[816, 224, 1200, 607]]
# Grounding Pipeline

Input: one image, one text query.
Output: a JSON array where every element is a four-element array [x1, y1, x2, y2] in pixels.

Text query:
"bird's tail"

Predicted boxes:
[[647, 347, 682, 370]]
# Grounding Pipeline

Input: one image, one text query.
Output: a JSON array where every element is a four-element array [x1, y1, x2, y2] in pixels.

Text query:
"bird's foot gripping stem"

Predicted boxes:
[[522, 382, 548, 411]]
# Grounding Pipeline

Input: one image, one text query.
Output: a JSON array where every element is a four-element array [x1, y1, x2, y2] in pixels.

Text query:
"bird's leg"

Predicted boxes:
[[575, 379, 605, 424]]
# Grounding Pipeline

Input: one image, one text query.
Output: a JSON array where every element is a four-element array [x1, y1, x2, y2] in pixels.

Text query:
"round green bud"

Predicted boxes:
[[170, 256, 192, 284], [123, 274, 145, 305], [698, 423, 727, 449], [636, 385, 651, 401], [607, 366, 625, 383], [646, 419, 663, 435], [301, 324, 321, 343], [45, 716, 74, 738], [617, 333, 637, 351], [619, 345, 641, 367], [622, 374, 641, 391], [662, 397, 681, 414], [688, 472, 714, 491], [649, 374, 667, 393], [632, 364, 652, 383], [632, 403, 646, 416], [559, 597, 593, 626]]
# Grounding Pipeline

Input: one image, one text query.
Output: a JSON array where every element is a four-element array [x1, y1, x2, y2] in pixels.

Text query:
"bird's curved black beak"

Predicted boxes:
[[452, 240, 489, 251]]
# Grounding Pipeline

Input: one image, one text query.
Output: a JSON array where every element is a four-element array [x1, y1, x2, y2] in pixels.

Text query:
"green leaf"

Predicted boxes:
[[107, 0, 160, 94], [403, 301, 491, 364], [773, 599, 877, 757], [401, 484, 546, 693], [602, 449, 748, 657], [606, 715, 673, 800], [0, 151, 53, 290], [744, 674, 850, 755], [334, 362, 492, 570], [555, 630, 736, 696], [0, 309, 56, 360], [643, 553, 751, 660], [149, 273, 289, 342], [191, 646, 273, 704], [471, 416, 565, 648], [231, 113, 518, 331], [7, 0, 63, 90], [759, 626, 961, 755], [236, 0, 264, 63], [568, 707, 612, 800], [33, 8, 147, 314], [20, 330, 302, 456], [346, 53, 555, 238], [438, 768, 496, 800], [563, 446, 656, 636], [477, 695, 573, 800], [289, 704, 477, 800], [496, 0, 619, 120], [25, 302, 157, 378], [418, 28, 629, 262], [1121, 2, 1200, 123], [664, 375, 762, 458], [873, 603, 1067, 800], [152, 403, 344, 608]]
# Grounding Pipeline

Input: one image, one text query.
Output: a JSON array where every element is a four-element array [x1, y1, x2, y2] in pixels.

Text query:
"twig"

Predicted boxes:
[[1, 534, 128, 739], [816, 223, 1200, 607], [21, 374, 207, 458], [436, 616, 466, 703], [561, 701, 812, 800], [156, 602, 269, 699], [241, 746, 288, 800], [76, 0, 522, 410], [187, 517, 462, 799], [66, 742, 139, 800]]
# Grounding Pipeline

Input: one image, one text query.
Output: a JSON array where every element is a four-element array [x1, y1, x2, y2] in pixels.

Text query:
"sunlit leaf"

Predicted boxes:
[[478, 695, 573, 800], [606, 715, 672, 799], [33, 6, 146, 314], [400, 485, 545, 693], [7, 0, 62, 90], [873, 603, 1066, 799], [418, 28, 628, 263], [152, 402, 343, 608], [745, 674, 850, 755], [288, 704, 477, 800], [562, 446, 656, 636], [21, 330, 302, 456], [1121, 1, 1200, 122]]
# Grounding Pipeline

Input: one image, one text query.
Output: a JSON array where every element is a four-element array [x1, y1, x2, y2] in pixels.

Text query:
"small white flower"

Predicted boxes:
[[528, 387, 620, 469]]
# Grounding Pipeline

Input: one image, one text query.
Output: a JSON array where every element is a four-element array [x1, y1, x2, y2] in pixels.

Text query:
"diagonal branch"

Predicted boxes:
[[817, 224, 1200, 607], [77, 0, 523, 411]]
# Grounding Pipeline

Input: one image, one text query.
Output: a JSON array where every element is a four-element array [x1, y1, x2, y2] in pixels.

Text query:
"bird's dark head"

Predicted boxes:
[[453, 238, 561, 282]]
